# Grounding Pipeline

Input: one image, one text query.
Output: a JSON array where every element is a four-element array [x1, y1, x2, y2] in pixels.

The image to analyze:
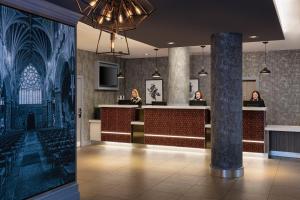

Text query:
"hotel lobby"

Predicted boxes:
[[1, 0, 300, 200]]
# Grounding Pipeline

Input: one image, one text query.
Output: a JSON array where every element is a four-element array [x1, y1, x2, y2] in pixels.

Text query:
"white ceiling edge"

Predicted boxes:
[[77, 0, 300, 59]]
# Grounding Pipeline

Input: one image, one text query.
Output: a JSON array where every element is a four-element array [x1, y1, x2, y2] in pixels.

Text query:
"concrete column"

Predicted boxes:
[[167, 47, 190, 105], [210, 33, 243, 178]]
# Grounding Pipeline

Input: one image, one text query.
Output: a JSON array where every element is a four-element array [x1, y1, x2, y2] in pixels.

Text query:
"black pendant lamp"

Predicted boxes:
[[152, 48, 161, 78], [198, 45, 208, 77], [260, 41, 271, 74]]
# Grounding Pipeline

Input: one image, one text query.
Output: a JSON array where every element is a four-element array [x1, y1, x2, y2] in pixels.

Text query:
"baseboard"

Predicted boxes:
[[269, 151, 300, 159], [32, 183, 80, 200]]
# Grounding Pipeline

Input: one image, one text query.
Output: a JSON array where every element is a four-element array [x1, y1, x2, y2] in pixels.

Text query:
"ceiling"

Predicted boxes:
[[126, 0, 284, 48], [46, 0, 300, 58]]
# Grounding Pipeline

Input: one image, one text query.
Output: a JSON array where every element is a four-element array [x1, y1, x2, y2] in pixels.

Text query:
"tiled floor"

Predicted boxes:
[[77, 144, 300, 200]]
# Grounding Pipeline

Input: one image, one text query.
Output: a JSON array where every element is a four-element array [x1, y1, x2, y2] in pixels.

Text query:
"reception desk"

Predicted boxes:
[[143, 106, 209, 148], [100, 105, 138, 143], [98, 105, 267, 153]]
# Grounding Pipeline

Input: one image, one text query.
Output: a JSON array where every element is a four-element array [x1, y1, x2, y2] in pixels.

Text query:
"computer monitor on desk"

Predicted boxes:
[[152, 101, 167, 106], [243, 101, 265, 107], [118, 100, 133, 105], [189, 100, 207, 106]]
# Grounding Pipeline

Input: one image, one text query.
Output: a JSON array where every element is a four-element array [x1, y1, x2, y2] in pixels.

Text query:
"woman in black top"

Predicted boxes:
[[250, 90, 265, 107], [131, 89, 142, 106], [194, 90, 204, 101]]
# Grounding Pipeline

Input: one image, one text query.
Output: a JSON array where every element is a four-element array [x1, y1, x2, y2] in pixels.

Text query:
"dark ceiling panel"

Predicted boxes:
[[45, 0, 284, 48]]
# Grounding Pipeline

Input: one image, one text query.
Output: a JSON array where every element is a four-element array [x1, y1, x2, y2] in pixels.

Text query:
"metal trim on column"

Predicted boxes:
[[210, 166, 244, 178]]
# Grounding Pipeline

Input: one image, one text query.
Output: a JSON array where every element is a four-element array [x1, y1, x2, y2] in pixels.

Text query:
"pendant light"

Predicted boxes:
[[260, 41, 271, 74], [76, 0, 154, 56], [198, 45, 208, 77], [152, 48, 161, 78], [96, 30, 130, 56]]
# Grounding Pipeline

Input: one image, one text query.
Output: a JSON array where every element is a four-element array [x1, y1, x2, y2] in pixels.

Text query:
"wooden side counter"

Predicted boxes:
[[243, 107, 267, 153], [100, 105, 138, 143]]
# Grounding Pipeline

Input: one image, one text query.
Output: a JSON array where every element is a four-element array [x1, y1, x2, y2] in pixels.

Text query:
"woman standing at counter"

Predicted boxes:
[[131, 89, 142, 106], [194, 90, 205, 101], [250, 90, 265, 107]]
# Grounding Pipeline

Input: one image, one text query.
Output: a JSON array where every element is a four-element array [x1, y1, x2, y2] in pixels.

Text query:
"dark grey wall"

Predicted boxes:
[[77, 49, 123, 144], [123, 55, 211, 104], [123, 50, 300, 126]]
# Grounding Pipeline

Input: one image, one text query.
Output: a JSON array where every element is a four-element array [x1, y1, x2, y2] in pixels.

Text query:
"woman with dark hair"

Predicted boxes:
[[194, 90, 204, 101], [250, 90, 265, 107]]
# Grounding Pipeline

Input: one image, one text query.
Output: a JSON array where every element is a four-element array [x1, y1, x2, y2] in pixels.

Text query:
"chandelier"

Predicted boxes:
[[76, 0, 154, 56]]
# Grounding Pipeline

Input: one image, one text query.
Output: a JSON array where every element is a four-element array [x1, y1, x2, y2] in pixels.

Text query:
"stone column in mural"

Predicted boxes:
[[47, 100, 52, 127], [54, 91, 63, 128], [5, 100, 11, 130], [167, 47, 190, 105], [210, 33, 243, 178]]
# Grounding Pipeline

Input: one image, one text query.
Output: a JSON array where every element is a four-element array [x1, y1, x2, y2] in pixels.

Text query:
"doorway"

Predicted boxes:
[[27, 112, 35, 130], [76, 75, 83, 147], [243, 79, 258, 100]]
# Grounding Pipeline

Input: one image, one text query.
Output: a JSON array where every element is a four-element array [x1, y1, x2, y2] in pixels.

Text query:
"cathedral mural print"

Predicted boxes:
[[0, 5, 76, 199]]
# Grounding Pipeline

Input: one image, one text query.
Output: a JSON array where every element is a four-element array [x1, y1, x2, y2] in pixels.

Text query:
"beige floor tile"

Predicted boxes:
[[135, 190, 182, 200], [77, 144, 300, 200], [151, 181, 193, 195], [223, 191, 268, 200], [268, 185, 300, 199]]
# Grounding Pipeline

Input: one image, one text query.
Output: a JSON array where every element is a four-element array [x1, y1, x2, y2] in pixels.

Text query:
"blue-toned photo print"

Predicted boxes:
[[0, 5, 76, 200]]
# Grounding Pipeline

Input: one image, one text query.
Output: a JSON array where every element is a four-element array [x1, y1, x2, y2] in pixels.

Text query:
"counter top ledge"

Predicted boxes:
[[98, 105, 138, 108], [265, 125, 300, 132], [89, 120, 101, 123], [142, 105, 210, 109], [243, 107, 267, 111]]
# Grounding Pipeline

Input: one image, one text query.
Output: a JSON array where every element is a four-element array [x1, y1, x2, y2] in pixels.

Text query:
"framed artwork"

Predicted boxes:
[[145, 79, 163, 104], [189, 79, 199, 100]]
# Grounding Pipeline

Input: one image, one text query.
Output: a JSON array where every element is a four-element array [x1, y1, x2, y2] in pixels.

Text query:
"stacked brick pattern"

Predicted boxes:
[[101, 107, 135, 143], [243, 110, 266, 152], [145, 136, 204, 148], [243, 142, 264, 153], [144, 109, 206, 148], [101, 133, 131, 143]]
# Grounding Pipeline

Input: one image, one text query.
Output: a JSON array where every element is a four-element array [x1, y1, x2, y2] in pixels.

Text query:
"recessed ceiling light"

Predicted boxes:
[[145, 53, 150, 56], [168, 42, 175, 45], [249, 35, 258, 39]]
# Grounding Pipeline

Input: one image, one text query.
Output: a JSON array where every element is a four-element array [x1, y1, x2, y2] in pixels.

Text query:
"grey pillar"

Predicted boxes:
[[210, 33, 243, 178], [168, 47, 190, 105]]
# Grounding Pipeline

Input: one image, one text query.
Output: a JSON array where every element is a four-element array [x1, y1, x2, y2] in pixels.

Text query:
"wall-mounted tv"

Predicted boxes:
[[95, 61, 119, 90]]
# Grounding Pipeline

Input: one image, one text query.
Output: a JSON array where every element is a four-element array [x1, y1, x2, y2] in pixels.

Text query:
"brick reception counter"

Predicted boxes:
[[143, 106, 209, 148], [99, 105, 138, 143], [243, 107, 267, 153]]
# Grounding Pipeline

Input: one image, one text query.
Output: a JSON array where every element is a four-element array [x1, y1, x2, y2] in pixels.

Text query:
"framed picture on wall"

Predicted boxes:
[[189, 79, 199, 100], [145, 79, 163, 104]]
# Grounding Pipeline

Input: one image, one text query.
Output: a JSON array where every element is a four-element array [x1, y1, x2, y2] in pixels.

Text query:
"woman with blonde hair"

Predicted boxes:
[[131, 88, 142, 105]]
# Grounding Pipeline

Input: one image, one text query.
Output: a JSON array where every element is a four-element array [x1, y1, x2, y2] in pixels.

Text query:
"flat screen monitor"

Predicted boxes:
[[243, 101, 265, 107], [189, 100, 207, 106], [96, 61, 119, 90]]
